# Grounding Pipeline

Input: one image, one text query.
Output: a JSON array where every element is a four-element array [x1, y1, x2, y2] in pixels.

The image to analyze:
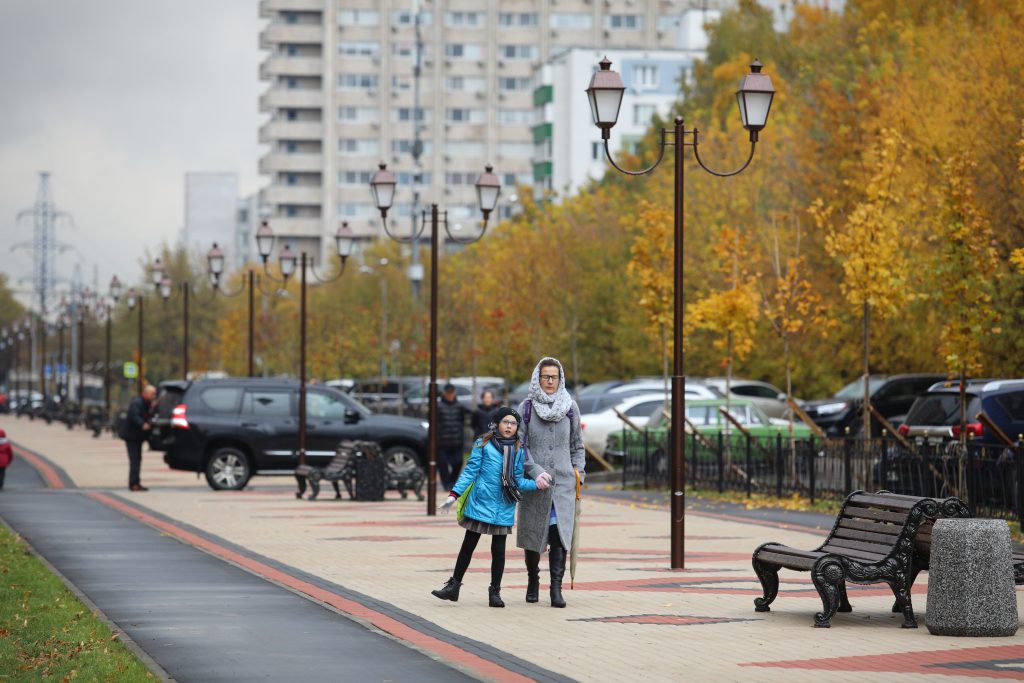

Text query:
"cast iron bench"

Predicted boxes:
[[751, 490, 970, 628], [1013, 551, 1024, 585], [295, 440, 425, 501]]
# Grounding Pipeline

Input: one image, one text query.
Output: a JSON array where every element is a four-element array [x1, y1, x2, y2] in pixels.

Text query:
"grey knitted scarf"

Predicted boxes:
[[526, 357, 573, 422]]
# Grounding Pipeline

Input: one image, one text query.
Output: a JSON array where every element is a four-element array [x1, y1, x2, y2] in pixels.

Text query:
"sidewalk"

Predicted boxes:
[[2, 414, 1023, 682]]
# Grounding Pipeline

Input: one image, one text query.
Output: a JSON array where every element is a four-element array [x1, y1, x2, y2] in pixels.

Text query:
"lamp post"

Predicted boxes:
[[56, 314, 67, 404], [207, 243, 260, 377], [76, 291, 89, 416], [370, 163, 501, 514], [157, 273, 190, 379], [106, 276, 121, 421], [586, 57, 774, 569], [125, 287, 144, 393], [14, 323, 24, 415], [256, 221, 354, 466]]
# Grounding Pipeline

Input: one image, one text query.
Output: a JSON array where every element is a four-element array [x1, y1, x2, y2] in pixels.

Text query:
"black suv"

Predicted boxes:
[[802, 374, 946, 436], [898, 379, 1024, 447], [149, 378, 429, 490]]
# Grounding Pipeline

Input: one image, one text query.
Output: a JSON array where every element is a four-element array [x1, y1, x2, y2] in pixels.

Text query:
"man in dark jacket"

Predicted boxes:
[[470, 389, 499, 437], [437, 383, 469, 490], [122, 384, 156, 491]]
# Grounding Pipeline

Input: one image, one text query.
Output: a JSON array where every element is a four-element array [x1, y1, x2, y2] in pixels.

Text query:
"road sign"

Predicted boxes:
[[123, 362, 138, 379]]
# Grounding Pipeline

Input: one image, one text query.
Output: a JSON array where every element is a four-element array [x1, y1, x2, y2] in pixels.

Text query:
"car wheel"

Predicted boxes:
[[204, 447, 252, 491], [384, 445, 420, 469]]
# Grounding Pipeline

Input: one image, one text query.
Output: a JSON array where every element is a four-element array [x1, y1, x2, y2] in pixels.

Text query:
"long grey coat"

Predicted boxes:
[[516, 399, 586, 552]]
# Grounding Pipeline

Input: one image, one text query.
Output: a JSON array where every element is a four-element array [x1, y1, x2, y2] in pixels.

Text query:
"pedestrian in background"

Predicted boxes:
[[433, 407, 551, 606], [436, 382, 469, 490], [120, 384, 156, 492], [471, 389, 499, 437], [0, 428, 12, 490], [517, 357, 585, 608]]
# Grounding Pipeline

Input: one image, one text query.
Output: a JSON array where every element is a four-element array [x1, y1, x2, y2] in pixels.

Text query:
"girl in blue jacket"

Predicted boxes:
[[432, 406, 551, 607]]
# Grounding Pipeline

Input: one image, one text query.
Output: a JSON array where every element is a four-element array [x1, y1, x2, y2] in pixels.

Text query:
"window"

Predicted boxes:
[[392, 10, 432, 26], [445, 107, 485, 124], [685, 405, 710, 426], [337, 203, 373, 218], [499, 44, 537, 60], [391, 42, 435, 58], [591, 141, 602, 161], [499, 12, 537, 27], [445, 11, 485, 27], [339, 170, 373, 185], [338, 10, 379, 26], [445, 43, 484, 60], [607, 14, 643, 29], [996, 392, 1024, 422], [445, 76, 488, 92], [733, 384, 782, 400], [625, 400, 664, 418], [444, 140, 485, 157], [391, 75, 411, 91], [396, 171, 431, 185], [498, 141, 532, 158], [657, 15, 679, 31], [392, 139, 432, 155], [243, 391, 292, 417], [633, 103, 656, 125], [307, 392, 347, 419], [498, 77, 532, 91], [393, 107, 430, 123], [632, 65, 659, 89], [550, 13, 592, 29], [338, 138, 379, 155], [498, 109, 533, 125], [502, 172, 531, 186], [338, 73, 378, 90], [445, 172, 477, 186], [199, 387, 241, 414], [338, 106, 377, 122], [338, 42, 379, 56]]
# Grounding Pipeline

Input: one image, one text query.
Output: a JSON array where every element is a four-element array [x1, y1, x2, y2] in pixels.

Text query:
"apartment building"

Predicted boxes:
[[258, 0, 727, 260]]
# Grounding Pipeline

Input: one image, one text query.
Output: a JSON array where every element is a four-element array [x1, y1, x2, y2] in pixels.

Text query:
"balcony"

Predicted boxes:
[[263, 184, 323, 205], [259, 88, 323, 111], [260, 23, 322, 48], [259, 0, 323, 18], [259, 152, 324, 173], [259, 120, 323, 143], [258, 216, 324, 239], [260, 55, 323, 79]]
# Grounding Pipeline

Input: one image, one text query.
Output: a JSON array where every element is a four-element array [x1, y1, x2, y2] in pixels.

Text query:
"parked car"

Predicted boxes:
[[801, 374, 946, 436], [580, 392, 669, 456], [604, 398, 814, 461], [699, 377, 803, 420], [149, 378, 430, 491], [897, 379, 1024, 447], [349, 377, 424, 414]]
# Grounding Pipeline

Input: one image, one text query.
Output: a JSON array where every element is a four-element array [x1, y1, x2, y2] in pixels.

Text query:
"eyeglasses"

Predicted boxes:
[[539, 375, 559, 383], [499, 419, 518, 426]]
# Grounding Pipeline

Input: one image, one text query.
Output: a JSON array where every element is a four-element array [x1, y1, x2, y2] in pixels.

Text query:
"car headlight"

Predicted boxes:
[[815, 402, 849, 416], [420, 421, 430, 431]]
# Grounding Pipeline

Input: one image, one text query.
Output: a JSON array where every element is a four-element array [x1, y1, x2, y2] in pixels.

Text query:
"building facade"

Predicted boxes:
[[183, 172, 239, 259]]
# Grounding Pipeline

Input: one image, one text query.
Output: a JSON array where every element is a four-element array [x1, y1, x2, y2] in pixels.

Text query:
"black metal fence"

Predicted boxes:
[[618, 428, 1024, 522]]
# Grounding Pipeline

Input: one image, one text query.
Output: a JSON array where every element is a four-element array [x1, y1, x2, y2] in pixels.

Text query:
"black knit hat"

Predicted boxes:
[[490, 406, 521, 429]]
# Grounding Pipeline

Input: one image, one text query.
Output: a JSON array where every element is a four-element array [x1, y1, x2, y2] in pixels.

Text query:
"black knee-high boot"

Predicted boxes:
[[524, 550, 541, 603], [548, 525, 566, 608]]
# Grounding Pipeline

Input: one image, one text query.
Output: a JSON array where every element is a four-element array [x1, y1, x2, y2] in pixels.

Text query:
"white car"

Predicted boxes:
[[580, 392, 668, 457], [699, 377, 803, 420], [606, 380, 720, 399]]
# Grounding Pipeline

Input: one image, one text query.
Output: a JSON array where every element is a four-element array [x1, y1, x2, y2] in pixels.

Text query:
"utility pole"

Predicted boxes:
[[408, 0, 425, 299]]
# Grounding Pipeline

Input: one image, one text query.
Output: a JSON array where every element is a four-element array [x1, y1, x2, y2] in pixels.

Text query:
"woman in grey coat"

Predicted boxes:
[[517, 357, 585, 608]]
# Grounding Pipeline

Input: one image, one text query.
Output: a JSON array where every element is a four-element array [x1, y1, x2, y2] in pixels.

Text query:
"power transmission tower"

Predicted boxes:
[[14, 172, 74, 317]]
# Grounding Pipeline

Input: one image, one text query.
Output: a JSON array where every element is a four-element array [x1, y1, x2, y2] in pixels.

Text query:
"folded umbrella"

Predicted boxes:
[[570, 469, 581, 589]]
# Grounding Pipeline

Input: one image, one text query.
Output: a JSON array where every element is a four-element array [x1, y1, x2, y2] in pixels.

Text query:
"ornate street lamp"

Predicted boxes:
[[125, 287, 144, 393], [208, 242, 262, 377], [586, 57, 774, 569], [370, 163, 501, 514]]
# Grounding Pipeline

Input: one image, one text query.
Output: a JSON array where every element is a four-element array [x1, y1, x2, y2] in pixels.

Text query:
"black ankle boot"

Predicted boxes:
[[488, 585, 505, 608], [431, 577, 462, 602], [549, 545, 567, 608], [524, 550, 541, 603]]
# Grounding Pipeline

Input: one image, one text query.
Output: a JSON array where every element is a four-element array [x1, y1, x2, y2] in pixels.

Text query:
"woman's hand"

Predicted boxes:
[[438, 495, 457, 514], [534, 472, 552, 490]]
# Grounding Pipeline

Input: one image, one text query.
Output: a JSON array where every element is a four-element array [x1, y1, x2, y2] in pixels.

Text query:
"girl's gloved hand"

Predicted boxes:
[[438, 495, 457, 513], [534, 472, 552, 490]]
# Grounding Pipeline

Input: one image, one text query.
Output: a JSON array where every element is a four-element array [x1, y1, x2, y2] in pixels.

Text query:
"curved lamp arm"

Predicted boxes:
[[691, 128, 758, 178], [440, 210, 492, 246], [261, 261, 288, 285], [380, 214, 428, 244], [309, 257, 348, 284], [602, 128, 670, 177], [213, 272, 247, 298]]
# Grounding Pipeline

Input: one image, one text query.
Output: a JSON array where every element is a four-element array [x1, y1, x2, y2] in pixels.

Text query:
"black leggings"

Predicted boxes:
[[453, 530, 507, 587]]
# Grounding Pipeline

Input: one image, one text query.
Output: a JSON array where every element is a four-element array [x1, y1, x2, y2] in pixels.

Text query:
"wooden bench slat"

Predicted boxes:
[[836, 518, 904, 536], [756, 544, 826, 560], [818, 544, 889, 562], [847, 493, 921, 510], [842, 506, 911, 524], [823, 536, 894, 556], [755, 551, 820, 570], [833, 527, 904, 546]]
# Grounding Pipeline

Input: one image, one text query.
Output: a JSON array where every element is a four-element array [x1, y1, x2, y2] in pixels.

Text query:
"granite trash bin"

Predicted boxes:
[[926, 518, 1018, 636]]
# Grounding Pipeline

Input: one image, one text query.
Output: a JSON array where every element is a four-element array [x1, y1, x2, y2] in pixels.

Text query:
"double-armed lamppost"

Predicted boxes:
[[586, 57, 775, 569], [125, 286, 144, 394], [152, 258, 190, 379], [207, 244, 264, 377], [370, 163, 501, 514], [105, 276, 122, 419], [56, 313, 68, 404], [255, 221, 354, 465]]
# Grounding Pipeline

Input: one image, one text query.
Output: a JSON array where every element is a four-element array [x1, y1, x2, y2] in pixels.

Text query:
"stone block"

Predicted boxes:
[[927, 518, 1018, 636]]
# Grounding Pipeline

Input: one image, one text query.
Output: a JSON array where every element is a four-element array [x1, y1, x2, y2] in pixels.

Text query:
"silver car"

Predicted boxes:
[[699, 377, 802, 420]]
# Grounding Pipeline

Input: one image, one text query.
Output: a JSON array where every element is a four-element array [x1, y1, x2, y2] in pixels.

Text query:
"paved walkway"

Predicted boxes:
[[2, 414, 1023, 682]]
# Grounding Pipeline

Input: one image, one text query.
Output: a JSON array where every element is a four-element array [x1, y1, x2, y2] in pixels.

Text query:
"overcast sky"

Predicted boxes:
[[0, 1, 264, 307]]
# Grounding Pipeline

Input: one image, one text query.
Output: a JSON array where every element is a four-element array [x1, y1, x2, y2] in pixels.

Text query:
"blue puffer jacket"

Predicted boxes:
[[452, 438, 537, 527]]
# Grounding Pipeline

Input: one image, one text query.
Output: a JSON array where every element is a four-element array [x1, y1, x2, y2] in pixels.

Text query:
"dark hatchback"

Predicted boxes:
[[149, 378, 429, 490], [802, 374, 946, 436]]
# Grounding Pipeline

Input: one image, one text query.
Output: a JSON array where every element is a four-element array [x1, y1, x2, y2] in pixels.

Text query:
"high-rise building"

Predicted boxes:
[[257, 0, 841, 259], [183, 172, 239, 258]]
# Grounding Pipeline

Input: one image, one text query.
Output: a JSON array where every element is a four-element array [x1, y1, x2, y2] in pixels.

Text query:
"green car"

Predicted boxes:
[[604, 398, 813, 462]]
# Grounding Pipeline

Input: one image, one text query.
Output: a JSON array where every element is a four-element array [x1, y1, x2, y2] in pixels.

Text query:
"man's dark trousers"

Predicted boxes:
[[126, 440, 143, 488], [437, 445, 463, 491]]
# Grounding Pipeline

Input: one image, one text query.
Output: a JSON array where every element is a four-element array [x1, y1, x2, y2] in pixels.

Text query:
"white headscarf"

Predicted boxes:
[[527, 356, 573, 422]]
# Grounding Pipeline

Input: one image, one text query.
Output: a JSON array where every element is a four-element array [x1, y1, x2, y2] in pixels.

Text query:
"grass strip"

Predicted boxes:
[[0, 523, 154, 681]]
